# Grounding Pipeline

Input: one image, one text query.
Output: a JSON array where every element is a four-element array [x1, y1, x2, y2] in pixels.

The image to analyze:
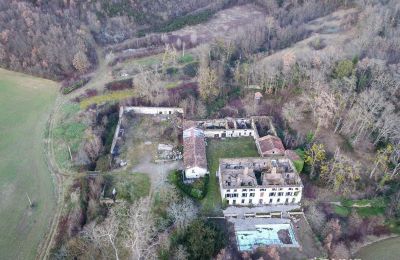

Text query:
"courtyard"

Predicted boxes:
[[202, 137, 259, 213]]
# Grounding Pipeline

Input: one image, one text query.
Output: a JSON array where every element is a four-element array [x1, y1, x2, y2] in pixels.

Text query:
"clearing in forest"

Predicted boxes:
[[0, 68, 57, 259]]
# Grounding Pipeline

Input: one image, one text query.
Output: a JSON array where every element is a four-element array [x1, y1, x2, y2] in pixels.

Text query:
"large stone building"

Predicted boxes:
[[218, 157, 302, 206]]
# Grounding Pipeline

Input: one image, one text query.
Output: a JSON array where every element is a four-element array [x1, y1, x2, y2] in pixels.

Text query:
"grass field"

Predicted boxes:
[[202, 137, 259, 214], [80, 89, 135, 109], [0, 68, 58, 259]]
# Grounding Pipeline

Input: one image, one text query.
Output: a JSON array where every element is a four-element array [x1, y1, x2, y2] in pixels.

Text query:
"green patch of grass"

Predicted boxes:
[[293, 160, 304, 173], [356, 207, 385, 217], [334, 205, 350, 217], [339, 197, 387, 217], [0, 68, 57, 259], [165, 81, 180, 89], [134, 55, 162, 67], [178, 54, 194, 64], [53, 122, 86, 152], [203, 138, 259, 214], [80, 90, 135, 109], [387, 219, 400, 234], [105, 172, 150, 203], [342, 197, 386, 208]]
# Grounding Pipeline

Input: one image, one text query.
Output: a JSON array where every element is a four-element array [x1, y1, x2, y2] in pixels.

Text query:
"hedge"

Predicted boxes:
[[170, 170, 209, 200]]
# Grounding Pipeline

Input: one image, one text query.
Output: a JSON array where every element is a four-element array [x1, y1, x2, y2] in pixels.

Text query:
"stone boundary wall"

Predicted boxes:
[[110, 106, 124, 155], [124, 106, 183, 115], [110, 106, 183, 155]]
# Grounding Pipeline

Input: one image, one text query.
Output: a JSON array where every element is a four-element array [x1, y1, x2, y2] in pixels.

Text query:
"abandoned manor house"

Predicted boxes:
[[218, 157, 302, 206], [110, 106, 304, 251]]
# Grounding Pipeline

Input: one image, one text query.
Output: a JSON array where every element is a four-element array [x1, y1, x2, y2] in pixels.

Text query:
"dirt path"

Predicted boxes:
[[131, 151, 182, 192], [36, 96, 71, 260]]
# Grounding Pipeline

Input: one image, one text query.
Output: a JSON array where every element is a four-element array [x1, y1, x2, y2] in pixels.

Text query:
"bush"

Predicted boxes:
[[183, 62, 199, 77], [309, 38, 326, 50], [166, 67, 179, 75], [174, 219, 227, 260], [333, 59, 354, 78], [61, 77, 91, 95], [170, 171, 209, 200], [155, 10, 214, 33], [105, 78, 133, 91]]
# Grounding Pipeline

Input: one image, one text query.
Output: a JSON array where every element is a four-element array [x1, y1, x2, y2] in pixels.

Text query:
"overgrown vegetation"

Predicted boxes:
[[169, 170, 209, 199], [61, 76, 91, 94], [139, 10, 215, 35]]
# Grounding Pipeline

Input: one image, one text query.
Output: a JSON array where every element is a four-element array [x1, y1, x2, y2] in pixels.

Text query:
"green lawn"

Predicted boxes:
[[335, 197, 387, 217], [0, 68, 58, 259], [202, 137, 259, 214], [104, 171, 151, 203]]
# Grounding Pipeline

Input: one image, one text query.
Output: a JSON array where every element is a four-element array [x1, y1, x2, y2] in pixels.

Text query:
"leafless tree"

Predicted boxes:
[[84, 209, 120, 260], [123, 198, 159, 260], [167, 197, 198, 230]]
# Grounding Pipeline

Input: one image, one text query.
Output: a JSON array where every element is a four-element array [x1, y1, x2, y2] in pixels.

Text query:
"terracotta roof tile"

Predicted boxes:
[[183, 127, 207, 169], [257, 135, 285, 156]]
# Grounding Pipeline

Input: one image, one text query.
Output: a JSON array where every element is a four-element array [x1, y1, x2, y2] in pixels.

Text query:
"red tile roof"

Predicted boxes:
[[285, 150, 301, 161], [183, 127, 207, 170], [257, 135, 285, 156]]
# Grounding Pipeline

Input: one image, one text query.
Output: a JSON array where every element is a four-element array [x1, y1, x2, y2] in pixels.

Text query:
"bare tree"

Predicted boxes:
[[282, 101, 303, 125], [123, 198, 159, 260], [167, 197, 198, 230], [84, 209, 120, 260]]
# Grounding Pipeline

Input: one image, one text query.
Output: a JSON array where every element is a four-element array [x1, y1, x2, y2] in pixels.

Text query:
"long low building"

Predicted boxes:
[[124, 106, 183, 115], [183, 127, 208, 178], [218, 157, 303, 206]]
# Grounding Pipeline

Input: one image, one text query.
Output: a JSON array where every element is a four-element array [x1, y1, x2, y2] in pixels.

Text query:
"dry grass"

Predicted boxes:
[[80, 90, 135, 109]]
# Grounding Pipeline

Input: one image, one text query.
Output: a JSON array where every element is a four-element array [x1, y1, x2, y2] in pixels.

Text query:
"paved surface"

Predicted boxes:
[[131, 152, 182, 191]]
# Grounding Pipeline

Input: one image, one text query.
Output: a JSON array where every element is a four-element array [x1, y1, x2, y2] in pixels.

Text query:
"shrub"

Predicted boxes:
[[166, 67, 179, 75], [309, 38, 326, 50], [333, 59, 354, 78], [170, 171, 209, 200], [175, 219, 227, 260], [183, 62, 199, 77], [61, 76, 91, 95], [155, 10, 214, 33], [293, 160, 304, 172], [105, 78, 133, 91]]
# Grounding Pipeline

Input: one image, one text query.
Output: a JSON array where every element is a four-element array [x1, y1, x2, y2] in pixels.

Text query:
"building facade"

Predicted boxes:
[[218, 157, 303, 206]]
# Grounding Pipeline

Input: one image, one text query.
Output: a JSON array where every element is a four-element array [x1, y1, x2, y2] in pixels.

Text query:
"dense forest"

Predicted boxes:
[[0, 0, 231, 79]]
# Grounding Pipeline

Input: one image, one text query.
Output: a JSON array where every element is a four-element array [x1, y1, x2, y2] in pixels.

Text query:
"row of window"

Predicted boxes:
[[225, 191, 299, 198], [225, 187, 299, 193], [228, 197, 297, 205]]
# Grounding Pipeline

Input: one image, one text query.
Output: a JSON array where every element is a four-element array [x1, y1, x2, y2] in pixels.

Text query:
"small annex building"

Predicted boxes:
[[183, 126, 208, 178], [257, 135, 285, 156]]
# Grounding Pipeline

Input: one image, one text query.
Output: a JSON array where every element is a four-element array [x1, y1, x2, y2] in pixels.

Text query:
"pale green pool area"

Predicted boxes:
[[236, 222, 299, 251]]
